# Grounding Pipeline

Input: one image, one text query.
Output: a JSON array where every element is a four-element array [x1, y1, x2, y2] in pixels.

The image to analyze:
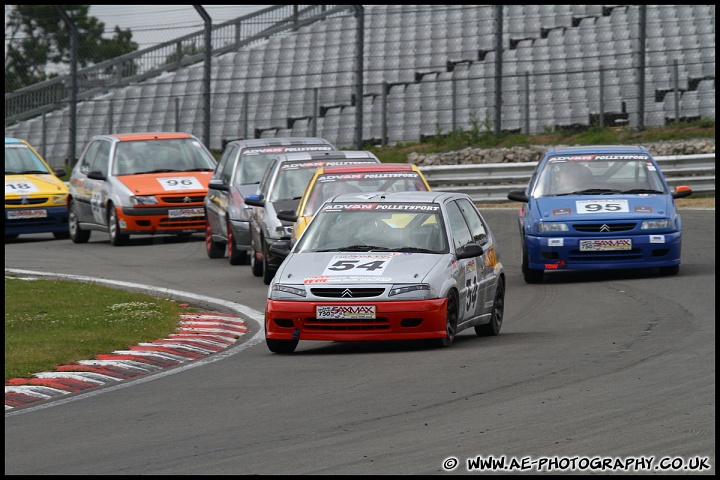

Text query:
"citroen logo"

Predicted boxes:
[[183, 196, 192, 203], [600, 224, 611, 232], [341, 288, 353, 298], [20, 196, 29, 205]]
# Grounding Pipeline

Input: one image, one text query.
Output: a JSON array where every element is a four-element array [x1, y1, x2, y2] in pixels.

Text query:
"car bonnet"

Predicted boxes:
[[276, 251, 446, 285], [5, 174, 68, 196], [117, 171, 212, 195], [532, 193, 674, 220]]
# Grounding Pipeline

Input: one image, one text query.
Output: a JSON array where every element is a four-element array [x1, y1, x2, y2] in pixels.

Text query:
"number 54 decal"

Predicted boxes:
[[465, 275, 479, 313], [322, 254, 392, 276]]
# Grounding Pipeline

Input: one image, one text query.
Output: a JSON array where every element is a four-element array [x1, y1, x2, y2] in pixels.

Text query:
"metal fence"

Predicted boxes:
[[4, 5, 716, 167], [419, 154, 716, 203]]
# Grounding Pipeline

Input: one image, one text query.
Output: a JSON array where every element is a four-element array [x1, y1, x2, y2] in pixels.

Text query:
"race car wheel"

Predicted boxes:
[[205, 223, 225, 259], [262, 241, 275, 285], [108, 204, 130, 246], [251, 238, 263, 277], [522, 251, 543, 284], [69, 199, 91, 244], [428, 291, 458, 348], [227, 223, 247, 265], [266, 338, 299, 354], [475, 278, 504, 336]]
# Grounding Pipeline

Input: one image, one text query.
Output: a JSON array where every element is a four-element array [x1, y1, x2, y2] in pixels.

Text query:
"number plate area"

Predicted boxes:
[[316, 305, 377, 319], [579, 239, 632, 251], [7, 209, 47, 219], [168, 207, 204, 218]]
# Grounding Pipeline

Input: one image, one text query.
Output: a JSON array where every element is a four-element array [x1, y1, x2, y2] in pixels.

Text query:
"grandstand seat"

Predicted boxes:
[[680, 90, 701, 120], [697, 79, 716, 120]]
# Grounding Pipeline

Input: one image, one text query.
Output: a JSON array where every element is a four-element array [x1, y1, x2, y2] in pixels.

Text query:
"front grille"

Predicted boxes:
[[573, 223, 637, 233], [310, 287, 386, 298], [158, 218, 206, 228], [568, 248, 644, 261], [160, 195, 205, 204], [304, 317, 390, 331], [6, 198, 48, 205]]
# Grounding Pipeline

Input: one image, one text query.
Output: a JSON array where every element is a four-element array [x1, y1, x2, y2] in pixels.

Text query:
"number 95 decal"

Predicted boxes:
[[576, 199, 629, 213]]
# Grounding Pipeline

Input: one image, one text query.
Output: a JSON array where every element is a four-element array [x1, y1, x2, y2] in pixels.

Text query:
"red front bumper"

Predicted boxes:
[[265, 298, 448, 342]]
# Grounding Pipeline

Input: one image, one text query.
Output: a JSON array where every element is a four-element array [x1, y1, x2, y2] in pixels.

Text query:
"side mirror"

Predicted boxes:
[[507, 190, 528, 203], [208, 179, 229, 192], [53, 167, 67, 177], [277, 210, 298, 223], [87, 171, 106, 181], [244, 194, 265, 207], [269, 240, 291, 259], [672, 185, 693, 199], [456, 243, 483, 260]]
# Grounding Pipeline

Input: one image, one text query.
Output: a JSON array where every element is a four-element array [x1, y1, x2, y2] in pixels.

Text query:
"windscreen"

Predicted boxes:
[[296, 202, 447, 254], [532, 154, 668, 197], [5, 143, 51, 174], [302, 172, 429, 216], [113, 138, 216, 175]]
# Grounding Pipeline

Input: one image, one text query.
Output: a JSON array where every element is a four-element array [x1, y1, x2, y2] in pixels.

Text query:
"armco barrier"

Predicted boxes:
[[418, 154, 715, 203]]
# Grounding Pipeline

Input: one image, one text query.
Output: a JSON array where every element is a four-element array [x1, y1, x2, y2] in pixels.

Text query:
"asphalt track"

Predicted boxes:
[[4, 207, 715, 475]]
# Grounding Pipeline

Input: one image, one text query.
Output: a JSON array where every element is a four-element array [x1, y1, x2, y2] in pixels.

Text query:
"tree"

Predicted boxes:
[[4, 5, 139, 93]]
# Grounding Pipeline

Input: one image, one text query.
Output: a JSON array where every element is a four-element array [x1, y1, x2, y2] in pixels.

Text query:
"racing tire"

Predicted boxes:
[[227, 223, 247, 265], [659, 265, 680, 276], [475, 278, 504, 336], [522, 252, 544, 284], [69, 200, 91, 244], [427, 291, 458, 348], [262, 241, 276, 285], [108, 205, 130, 246], [205, 223, 225, 259], [266, 338, 299, 354], [251, 238, 263, 277]]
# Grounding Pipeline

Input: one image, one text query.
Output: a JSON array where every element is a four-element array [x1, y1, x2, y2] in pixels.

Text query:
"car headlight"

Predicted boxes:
[[536, 222, 569, 233], [271, 284, 307, 299], [50, 194, 67, 205], [229, 204, 253, 222], [129, 195, 158, 206], [275, 225, 294, 237], [388, 284, 431, 298], [641, 219, 672, 229]]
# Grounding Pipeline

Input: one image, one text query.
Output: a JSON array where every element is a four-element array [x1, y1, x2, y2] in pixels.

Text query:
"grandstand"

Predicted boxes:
[[4, 5, 716, 167]]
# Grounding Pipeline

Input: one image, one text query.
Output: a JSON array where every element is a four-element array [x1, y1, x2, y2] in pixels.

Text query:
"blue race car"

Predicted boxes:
[[507, 145, 693, 283]]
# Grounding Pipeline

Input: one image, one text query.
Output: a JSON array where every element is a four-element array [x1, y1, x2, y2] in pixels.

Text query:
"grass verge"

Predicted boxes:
[[4, 276, 189, 382]]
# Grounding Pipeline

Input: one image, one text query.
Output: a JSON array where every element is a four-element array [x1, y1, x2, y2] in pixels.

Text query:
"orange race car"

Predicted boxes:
[[67, 132, 217, 245]]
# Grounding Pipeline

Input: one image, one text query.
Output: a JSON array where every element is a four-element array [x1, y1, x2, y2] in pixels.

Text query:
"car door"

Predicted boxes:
[[455, 198, 497, 320], [250, 158, 278, 249], [86, 140, 112, 226], [207, 143, 237, 237], [444, 200, 483, 328], [72, 139, 107, 226]]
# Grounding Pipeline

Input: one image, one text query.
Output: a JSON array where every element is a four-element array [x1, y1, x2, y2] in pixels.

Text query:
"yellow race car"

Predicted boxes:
[[5, 137, 69, 240]]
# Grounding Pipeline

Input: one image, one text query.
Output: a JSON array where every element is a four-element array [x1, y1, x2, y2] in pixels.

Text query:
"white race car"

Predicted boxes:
[[263, 191, 506, 353]]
